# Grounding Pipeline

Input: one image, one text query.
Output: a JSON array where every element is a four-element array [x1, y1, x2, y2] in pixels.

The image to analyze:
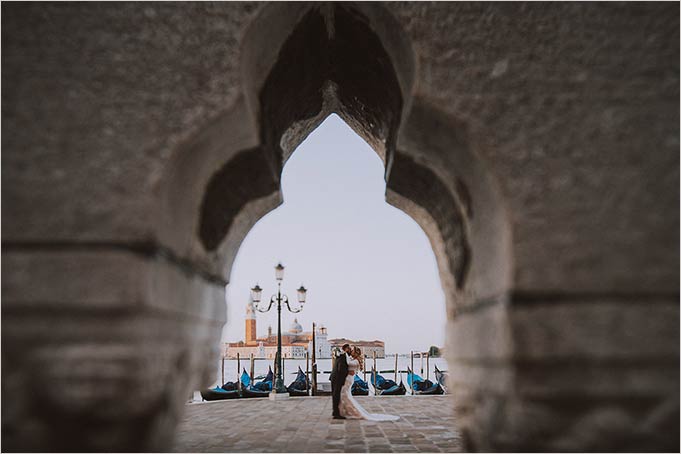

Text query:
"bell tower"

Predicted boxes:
[[245, 298, 257, 344]]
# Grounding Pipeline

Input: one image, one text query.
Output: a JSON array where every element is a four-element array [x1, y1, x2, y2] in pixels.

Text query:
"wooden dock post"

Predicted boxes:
[[237, 353, 242, 393], [373, 351, 377, 395], [221, 354, 225, 386], [426, 352, 430, 380], [250, 353, 255, 384], [305, 351, 310, 395], [394, 353, 398, 382], [311, 322, 317, 396], [410, 350, 414, 395]]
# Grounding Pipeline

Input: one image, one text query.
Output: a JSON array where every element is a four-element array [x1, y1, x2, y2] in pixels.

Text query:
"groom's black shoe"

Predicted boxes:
[[332, 415, 346, 420]]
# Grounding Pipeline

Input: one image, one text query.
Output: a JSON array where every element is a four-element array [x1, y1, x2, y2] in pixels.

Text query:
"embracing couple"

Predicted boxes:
[[329, 344, 399, 421]]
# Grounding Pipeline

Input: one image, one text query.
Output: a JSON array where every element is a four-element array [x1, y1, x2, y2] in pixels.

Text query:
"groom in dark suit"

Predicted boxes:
[[330, 343, 351, 419]]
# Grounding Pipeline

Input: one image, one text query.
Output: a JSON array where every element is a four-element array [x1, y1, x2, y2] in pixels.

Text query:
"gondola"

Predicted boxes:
[[434, 365, 448, 393], [407, 367, 444, 395], [200, 369, 251, 400], [379, 381, 407, 396], [370, 369, 407, 396], [200, 385, 240, 401], [351, 374, 369, 396], [287, 367, 310, 397], [242, 367, 273, 398]]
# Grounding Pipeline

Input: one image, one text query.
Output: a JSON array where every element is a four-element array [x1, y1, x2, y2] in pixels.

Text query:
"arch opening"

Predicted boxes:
[[223, 114, 448, 360]]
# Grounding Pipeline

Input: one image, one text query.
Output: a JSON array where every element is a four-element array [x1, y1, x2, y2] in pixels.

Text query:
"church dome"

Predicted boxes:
[[289, 318, 303, 334]]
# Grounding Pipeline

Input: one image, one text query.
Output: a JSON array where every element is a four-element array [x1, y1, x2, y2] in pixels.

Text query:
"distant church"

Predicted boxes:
[[224, 299, 332, 359]]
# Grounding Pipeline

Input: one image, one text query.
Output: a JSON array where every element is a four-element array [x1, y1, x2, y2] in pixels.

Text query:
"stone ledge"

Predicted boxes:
[[448, 294, 679, 361], [2, 248, 226, 323], [448, 359, 679, 398]]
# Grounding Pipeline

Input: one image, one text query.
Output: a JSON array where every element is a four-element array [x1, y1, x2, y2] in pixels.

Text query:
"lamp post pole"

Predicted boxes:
[[251, 263, 308, 399], [275, 282, 284, 393]]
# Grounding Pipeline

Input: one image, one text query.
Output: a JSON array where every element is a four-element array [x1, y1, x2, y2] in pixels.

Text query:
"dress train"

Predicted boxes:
[[339, 372, 399, 421]]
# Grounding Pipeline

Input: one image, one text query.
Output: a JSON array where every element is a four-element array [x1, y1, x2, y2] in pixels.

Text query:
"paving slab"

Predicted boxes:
[[172, 396, 461, 452]]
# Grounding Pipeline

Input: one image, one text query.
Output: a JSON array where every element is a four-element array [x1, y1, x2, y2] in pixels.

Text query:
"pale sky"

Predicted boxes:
[[222, 114, 446, 353]]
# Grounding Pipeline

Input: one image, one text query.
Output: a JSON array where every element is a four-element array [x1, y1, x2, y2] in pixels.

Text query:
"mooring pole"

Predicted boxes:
[[373, 351, 377, 395], [305, 351, 310, 395], [221, 354, 225, 386], [311, 323, 317, 396], [394, 353, 398, 382], [410, 350, 414, 395], [250, 353, 255, 384], [237, 352, 242, 393], [426, 352, 430, 380]]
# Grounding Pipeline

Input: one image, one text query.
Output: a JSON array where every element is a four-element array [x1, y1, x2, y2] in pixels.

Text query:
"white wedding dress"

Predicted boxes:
[[338, 355, 399, 421]]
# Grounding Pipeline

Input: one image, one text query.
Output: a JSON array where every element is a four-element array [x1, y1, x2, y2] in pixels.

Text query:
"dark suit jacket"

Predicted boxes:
[[330, 352, 349, 386]]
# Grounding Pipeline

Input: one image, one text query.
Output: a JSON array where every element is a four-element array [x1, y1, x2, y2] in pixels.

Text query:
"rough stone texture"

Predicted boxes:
[[387, 1, 679, 294], [2, 2, 678, 452], [2, 2, 265, 243], [4, 2, 677, 292], [447, 297, 679, 451], [172, 396, 462, 453], [2, 248, 225, 451]]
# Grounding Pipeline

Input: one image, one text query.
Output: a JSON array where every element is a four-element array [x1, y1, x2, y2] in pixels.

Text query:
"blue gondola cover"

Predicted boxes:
[[252, 366, 273, 391], [240, 369, 251, 388]]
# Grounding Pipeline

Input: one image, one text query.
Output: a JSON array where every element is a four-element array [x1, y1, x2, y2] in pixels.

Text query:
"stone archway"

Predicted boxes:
[[3, 2, 677, 452], [161, 3, 510, 451]]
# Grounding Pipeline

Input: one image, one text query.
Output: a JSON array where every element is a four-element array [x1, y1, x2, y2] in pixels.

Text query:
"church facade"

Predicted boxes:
[[224, 301, 334, 359]]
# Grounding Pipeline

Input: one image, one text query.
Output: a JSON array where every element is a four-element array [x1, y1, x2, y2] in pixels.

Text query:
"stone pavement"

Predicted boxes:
[[172, 396, 462, 452]]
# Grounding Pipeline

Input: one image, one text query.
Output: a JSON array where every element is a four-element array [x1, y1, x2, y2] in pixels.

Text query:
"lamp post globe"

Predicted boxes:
[[297, 285, 307, 304], [250, 284, 262, 303], [275, 263, 285, 281]]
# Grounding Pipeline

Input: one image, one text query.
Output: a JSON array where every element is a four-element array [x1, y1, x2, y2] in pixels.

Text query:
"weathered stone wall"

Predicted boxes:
[[2, 2, 678, 451], [385, 4, 679, 450]]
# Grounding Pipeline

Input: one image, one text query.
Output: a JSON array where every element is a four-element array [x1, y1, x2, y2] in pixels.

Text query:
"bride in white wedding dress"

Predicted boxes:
[[338, 347, 400, 421]]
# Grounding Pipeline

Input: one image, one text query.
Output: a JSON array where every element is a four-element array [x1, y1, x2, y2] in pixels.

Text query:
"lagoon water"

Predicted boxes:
[[192, 356, 448, 401]]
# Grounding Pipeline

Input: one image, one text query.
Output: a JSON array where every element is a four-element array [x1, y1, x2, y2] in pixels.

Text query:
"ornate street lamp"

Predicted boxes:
[[250, 263, 308, 398]]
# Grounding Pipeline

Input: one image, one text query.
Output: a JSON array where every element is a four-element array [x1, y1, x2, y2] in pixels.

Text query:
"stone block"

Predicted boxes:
[[2, 249, 148, 311], [446, 295, 514, 362], [510, 298, 680, 360], [1, 246, 226, 451], [447, 295, 680, 451], [2, 248, 226, 323]]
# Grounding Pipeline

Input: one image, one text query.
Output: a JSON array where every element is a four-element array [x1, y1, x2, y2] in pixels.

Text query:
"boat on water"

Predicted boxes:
[[200, 386, 240, 401], [200, 368, 254, 400], [407, 367, 444, 395], [351, 374, 370, 396], [370, 369, 407, 395], [242, 367, 273, 398], [287, 367, 310, 397], [199, 371, 247, 401], [434, 365, 448, 393]]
